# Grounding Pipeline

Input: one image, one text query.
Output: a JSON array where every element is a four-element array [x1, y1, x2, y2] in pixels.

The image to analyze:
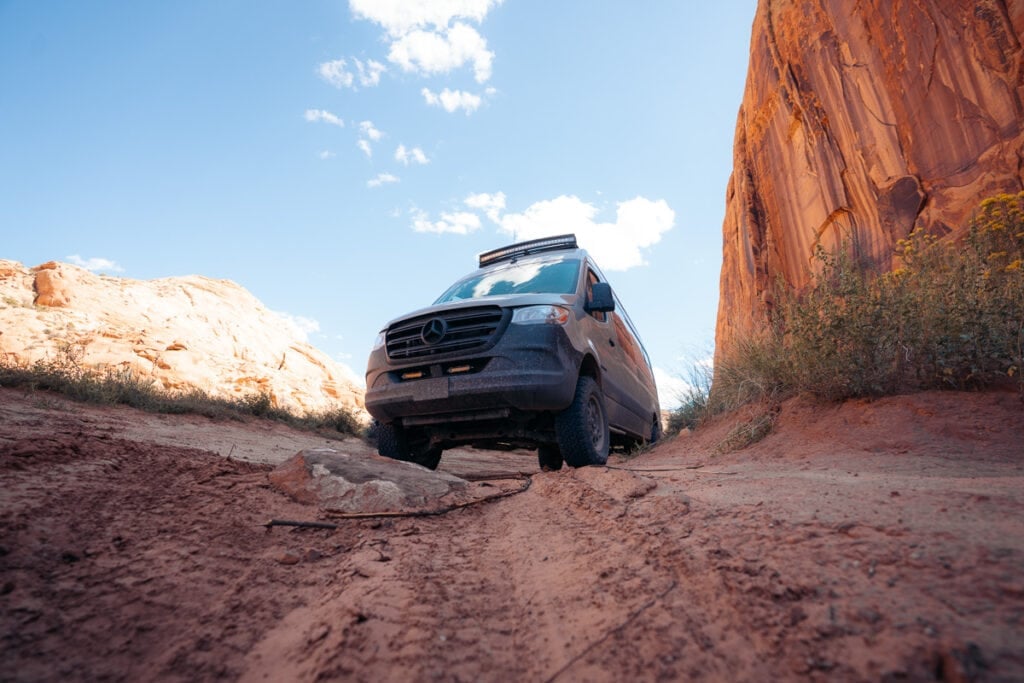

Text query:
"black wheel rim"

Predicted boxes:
[[586, 394, 605, 451]]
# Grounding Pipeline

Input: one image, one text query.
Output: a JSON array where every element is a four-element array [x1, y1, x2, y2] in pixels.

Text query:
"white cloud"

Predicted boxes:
[[367, 172, 400, 188], [349, 0, 501, 36], [273, 311, 321, 342], [317, 57, 385, 89], [359, 120, 383, 141], [395, 144, 429, 165], [354, 58, 386, 86], [430, 192, 675, 268], [653, 355, 713, 411], [421, 87, 482, 114], [411, 209, 481, 235], [317, 59, 354, 88], [66, 255, 123, 273], [304, 109, 345, 127], [653, 367, 690, 410], [349, 0, 500, 86], [464, 191, 505, 222], [357, 121, 383, 157], [318, 150, 335, 160], [493, 195, 675, 271], [388, 23, 493, 83]]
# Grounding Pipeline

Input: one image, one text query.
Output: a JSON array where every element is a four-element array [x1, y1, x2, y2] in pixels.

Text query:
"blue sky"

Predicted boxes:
[[0, 0, 756, 406]]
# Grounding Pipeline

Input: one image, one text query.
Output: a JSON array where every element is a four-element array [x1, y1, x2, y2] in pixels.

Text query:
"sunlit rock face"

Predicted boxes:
[[0, 260, 364, 414], [716, 0, 1024, 352]]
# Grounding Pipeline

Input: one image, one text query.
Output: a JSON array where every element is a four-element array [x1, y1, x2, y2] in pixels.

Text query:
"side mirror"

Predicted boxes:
[[587, 282, 616, 313]]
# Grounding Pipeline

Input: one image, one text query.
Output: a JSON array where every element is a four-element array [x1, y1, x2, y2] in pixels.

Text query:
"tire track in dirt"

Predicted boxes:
[[1, 433, 360, 682], [241, 467, 737, 681], [6, 385, 1023, 681]]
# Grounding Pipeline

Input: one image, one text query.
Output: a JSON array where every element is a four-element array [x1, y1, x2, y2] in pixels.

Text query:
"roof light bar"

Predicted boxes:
[[478, 234, 578, 268]]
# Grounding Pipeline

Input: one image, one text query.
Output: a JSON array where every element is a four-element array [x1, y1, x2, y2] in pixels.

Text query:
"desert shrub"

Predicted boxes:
[[713, 410, 777, 454], [665, 353, 715, 434], [0, 346, 361, 437], [294, 406, 364, 436], [905, 193, 1024, 389], [712, 191, 1024, 407]]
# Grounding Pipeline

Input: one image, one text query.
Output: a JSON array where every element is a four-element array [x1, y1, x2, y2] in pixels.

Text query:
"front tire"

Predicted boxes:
[[376, 422, 442, 470], [376, 421, 408, 460], [409, 446, 442, 470], [555, 376, 609, 467]]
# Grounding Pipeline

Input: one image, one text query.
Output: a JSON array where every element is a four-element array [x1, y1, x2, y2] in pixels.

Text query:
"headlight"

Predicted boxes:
[[511, 305, 569, 325], [372, 331, 386, 349]]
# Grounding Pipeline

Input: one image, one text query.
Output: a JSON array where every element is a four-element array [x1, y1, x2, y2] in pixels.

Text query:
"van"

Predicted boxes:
[[364, 234, 660, 470]]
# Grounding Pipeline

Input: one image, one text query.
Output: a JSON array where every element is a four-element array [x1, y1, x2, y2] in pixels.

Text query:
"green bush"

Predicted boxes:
[[712, 191, 1024, 408]]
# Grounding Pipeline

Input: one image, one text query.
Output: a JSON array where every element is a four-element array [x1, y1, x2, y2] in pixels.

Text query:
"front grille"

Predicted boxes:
[[386, 307, 506, 361]]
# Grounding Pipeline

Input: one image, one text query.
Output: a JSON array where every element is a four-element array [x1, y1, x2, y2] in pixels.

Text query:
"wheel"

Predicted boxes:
[[376, 421, 409, 460], [555, 376, 609, 467], [409, 446, 442, 470], [649, 413, 662, 444], [376, 423, 442, 470], [537, 444, 563, 471]]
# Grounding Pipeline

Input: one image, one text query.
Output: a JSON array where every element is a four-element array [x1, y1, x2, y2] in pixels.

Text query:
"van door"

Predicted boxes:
[[584, 269, 633, 429], [608, 303, 657, 435]]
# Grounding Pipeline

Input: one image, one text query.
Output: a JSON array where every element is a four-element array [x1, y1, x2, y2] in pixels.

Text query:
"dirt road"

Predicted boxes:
[[2, 387, 1022, 681]]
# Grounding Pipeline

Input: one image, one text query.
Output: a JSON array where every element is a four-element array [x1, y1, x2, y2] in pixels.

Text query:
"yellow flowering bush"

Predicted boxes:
[[711, 192, 1024, 406]]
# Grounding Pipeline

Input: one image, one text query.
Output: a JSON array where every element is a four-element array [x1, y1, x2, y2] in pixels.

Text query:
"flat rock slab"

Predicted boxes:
[[269, 448, 516, 514]]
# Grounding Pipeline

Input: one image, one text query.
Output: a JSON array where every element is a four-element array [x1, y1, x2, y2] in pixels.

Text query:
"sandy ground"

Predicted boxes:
[[1, 386, 1022, 681]]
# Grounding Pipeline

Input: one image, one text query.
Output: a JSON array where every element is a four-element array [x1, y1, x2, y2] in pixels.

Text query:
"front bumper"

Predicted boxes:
[[365, 323, 581, 425]]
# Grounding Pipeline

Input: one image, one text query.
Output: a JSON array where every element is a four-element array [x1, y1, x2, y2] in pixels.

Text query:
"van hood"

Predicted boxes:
[[382, 293, 578, 329]]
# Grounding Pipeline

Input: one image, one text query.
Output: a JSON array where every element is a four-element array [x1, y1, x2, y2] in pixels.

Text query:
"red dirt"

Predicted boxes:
[[2, 387, 1022, 681]]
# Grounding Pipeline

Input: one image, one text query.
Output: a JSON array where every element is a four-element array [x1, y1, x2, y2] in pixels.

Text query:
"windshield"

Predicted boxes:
[[434, 257, 580, 304]]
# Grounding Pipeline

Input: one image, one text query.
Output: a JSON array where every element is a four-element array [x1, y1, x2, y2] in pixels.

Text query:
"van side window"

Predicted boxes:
[[586, 270, 607, 322]]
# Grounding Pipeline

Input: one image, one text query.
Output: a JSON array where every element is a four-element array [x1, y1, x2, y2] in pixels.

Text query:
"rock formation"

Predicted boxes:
[[269, 448, 468, 513], [0, 260, 364, 414], [716, 0, 1024, 352]]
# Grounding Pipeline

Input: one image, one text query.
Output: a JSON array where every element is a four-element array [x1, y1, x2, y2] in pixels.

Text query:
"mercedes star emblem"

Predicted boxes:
[[421, 318, 448, 345]]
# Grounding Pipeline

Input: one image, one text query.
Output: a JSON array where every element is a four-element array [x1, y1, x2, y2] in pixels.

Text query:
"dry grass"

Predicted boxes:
[[669, 192, 1024, 441], [0, 345, 362, 438]]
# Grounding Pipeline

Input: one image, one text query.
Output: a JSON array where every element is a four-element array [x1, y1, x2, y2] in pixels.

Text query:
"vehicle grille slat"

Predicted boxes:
[[386, 307, 505, 360]]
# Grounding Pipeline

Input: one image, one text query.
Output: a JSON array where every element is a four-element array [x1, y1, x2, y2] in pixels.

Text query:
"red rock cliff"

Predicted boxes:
[[716, 0, 1024, 353]]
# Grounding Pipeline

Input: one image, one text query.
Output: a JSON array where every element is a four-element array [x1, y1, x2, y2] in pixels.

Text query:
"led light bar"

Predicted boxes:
[[478, 234, 578, 268]]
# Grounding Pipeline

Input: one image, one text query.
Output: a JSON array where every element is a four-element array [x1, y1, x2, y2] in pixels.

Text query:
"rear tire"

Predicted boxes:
[[649, 413, 662, 444], [538, 444, 563, 471], [555, 376, 609, 467]]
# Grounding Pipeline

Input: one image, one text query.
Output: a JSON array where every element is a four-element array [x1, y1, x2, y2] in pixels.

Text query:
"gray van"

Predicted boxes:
[[364, 234, 660, 470]]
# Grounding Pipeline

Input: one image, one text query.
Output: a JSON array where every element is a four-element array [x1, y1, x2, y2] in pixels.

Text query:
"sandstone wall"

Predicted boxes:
[[0, 260, 364, 415], [717, 0, 1024, 352]]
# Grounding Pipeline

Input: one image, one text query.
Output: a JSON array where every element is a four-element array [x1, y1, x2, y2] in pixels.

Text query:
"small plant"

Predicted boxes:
[[0, 349, 362, 438], [713, 409, 776, 455], [709, 191, 1024, 412], [665, 352, 715, 434]]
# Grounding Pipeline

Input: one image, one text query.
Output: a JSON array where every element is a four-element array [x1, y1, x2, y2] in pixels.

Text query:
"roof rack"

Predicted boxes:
[[478, 234, 578, 268]]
